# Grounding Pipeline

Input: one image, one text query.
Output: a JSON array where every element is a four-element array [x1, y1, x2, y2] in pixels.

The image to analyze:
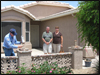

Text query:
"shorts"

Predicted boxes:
[[53, 44, 61, 53], [43, 43, 52, 53]]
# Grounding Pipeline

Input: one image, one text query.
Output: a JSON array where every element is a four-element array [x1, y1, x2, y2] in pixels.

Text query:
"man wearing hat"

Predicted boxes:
[[3, 28, 23, 56]]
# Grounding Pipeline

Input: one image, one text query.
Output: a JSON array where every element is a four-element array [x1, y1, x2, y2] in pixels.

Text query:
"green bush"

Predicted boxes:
[[94, 60, 99, 74], [76, 1, 99, 51], [6, 61, 73, 74]]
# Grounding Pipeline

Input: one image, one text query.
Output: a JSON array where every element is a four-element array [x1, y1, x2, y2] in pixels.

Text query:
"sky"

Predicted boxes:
[[1, 1, 79, 8]]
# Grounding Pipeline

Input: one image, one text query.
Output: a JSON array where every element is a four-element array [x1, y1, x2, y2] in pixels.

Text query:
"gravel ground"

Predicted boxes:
[[72, 67, 97, 74]]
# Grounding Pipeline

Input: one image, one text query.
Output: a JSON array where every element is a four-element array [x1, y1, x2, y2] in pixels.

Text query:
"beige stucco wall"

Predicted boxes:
[[1, 10, 32, 53], [1, 10, 30, 22], [39, 15, 85, 52], [24, 5, 70, 19]]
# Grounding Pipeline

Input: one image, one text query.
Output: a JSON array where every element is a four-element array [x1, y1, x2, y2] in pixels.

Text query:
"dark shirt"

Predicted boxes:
[[53, 32, 62, 44]]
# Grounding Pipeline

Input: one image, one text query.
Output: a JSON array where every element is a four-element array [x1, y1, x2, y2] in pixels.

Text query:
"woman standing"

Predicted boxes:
[[53, 26, 63, 53]]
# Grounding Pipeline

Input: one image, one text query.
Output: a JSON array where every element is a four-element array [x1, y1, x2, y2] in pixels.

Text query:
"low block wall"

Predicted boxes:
[[31, 52, 72, 68], [1, 56, 18, 74], [1, 48, 83, 74]]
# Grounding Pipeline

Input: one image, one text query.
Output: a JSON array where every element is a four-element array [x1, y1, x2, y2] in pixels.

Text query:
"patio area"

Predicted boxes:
[[1, 48, 99, 69]]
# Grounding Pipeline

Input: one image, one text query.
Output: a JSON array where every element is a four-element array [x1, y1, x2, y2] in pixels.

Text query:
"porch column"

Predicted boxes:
[[17, 50, 32, 69], [68, 40, 83, 69], [22, 21, 32, 50], [71, 48, 83, 69], [22, 21, 26, 42]]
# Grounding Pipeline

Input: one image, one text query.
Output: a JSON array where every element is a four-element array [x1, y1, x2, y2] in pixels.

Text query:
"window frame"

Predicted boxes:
[[25, 22, 30, 42], [1, 22, 2, 42]]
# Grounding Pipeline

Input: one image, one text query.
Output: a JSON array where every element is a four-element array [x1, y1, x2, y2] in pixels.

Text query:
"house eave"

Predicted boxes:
[[1, 5, 36, 20], [1, 5, 79, 21], [18, 1, 75, 9], [36, 8, 79, 21]]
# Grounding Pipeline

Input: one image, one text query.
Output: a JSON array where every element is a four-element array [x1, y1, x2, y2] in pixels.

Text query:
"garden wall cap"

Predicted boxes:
[[31, 52, 72, 58], [16, 50, 32, 53], [1, 56, 18, 59], [68, 46, 83, 50]]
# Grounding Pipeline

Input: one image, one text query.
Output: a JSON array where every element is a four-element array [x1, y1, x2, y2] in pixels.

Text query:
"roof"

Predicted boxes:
[[1, 5, 36, 20], [39, 7, 79, 21], [1, 2, 79, 21], [18, 1, 75, 9]]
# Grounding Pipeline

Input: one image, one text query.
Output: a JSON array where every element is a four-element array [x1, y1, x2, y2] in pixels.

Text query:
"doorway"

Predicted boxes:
[[30, 25, 39, 48]]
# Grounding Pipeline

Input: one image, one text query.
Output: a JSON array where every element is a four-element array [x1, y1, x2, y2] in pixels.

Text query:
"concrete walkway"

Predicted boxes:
[[1, 48, 99, 69], [1, 48, 44, 57]]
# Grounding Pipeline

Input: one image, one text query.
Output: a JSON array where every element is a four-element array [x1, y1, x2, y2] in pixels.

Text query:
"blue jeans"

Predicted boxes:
[[3, 48, 15, 56]]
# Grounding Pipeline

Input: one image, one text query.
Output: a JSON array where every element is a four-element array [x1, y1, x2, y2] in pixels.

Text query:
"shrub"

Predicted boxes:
[[94, 60, 99, 74], [6, 61, 73, 74], [76, 1, 99, 51]]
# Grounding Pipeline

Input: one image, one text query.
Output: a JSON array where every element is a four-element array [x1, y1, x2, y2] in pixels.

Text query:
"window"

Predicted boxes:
[[26, 22, 30, 42], [1, 22, 21, 42], [1, 22, 2, 42]]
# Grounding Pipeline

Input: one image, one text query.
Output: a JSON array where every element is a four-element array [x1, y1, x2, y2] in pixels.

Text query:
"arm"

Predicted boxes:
[[61, 36, 63, 47], [42, 32, 47, 44], [42, 38, 47, 44], [48, 33, 53, 44], [49, 38, 53, 43], [15, 36, 21, 44], [5, 37, 18, 49]]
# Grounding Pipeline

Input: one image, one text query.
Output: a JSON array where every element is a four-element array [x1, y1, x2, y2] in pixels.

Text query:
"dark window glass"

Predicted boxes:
[[26, 33, 29, 41], [26, 22, 29, 31]]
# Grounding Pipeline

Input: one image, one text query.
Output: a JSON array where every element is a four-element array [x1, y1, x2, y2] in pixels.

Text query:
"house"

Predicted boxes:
[[1, 1, 85, 53]]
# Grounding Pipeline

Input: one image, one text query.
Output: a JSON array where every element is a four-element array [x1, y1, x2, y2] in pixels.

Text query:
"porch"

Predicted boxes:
[[1, 48, 99, 68]]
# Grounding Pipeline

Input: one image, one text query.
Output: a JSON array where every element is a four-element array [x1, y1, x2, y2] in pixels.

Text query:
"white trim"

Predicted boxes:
[[25, 22, 30, 42], [38, 8, 79, 21], [18, 1, 75, 9], [1, 5, 36, 20], [1, 20, 21, 22], [1, 22, 2, 42]]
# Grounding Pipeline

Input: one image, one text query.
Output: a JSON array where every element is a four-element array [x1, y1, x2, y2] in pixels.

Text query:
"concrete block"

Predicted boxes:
[[17, 50, 32, 69], [83, 47, 95, 59]]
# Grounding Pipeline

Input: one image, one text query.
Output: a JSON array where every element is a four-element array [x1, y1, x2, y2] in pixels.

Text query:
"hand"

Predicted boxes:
[[20, 40, 25, 44], [47, 42, 50, 45], [45, 42, 47, 45], [22, 42, 25, 44], [45, 42, 50, 45], [61, 44, 63, 47], [18, 45, 23, 48]]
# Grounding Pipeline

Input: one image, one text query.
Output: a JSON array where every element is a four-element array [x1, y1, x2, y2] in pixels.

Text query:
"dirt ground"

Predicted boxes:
[[71, 67, 97, 74]]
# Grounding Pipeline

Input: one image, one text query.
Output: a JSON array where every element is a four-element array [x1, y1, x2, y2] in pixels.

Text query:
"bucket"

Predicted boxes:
[[85, 61, 91, 67]]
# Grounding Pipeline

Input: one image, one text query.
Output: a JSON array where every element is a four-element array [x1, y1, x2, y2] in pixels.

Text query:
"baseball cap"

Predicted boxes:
[[9, 28, 17, 35]]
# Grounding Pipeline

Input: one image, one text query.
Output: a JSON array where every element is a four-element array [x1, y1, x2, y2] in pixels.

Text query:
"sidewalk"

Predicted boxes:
[[1, 48, 99, 69]]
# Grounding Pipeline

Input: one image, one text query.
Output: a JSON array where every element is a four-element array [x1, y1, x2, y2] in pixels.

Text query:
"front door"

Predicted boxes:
[[30, 25, 39, 48]]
